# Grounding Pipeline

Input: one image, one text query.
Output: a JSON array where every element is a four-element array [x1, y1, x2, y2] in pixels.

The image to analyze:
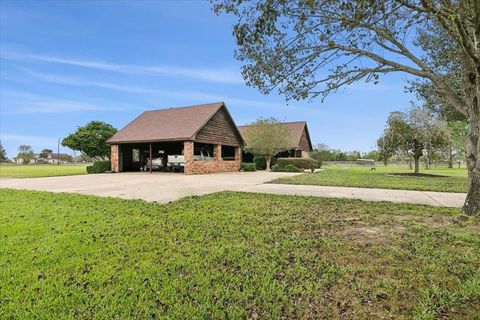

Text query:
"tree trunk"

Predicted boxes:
[[266, 157, 271, 171], [448, 148, 453, 168], [460, 55, 480, 217], [408, 157, 412, 169], [414, 155, 420, 175], [463, 114, 480, 217]]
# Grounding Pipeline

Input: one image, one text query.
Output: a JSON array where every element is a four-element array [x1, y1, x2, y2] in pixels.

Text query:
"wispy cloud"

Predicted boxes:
[[1, 48, 244, 84], [14, 70, 295, 111], [0, 133, 58, 145], [1, 91, 128, 114]]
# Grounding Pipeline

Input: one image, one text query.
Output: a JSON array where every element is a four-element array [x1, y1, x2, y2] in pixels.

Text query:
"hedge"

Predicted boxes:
[[271, 164, 302, 172], [241, 162, 256, 172], [86, 160, 111, 174], [277, 158, 317, 170]]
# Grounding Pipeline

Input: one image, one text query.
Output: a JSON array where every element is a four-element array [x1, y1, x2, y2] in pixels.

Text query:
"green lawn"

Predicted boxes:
[[271, 166, 468, 193], [1, 189, 478, 319], [0, 164, 87, 178]]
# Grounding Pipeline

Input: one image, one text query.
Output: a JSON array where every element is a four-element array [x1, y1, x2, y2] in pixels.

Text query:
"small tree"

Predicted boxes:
[[0, 141, 7, 161], [447, 121, 468, 168], [39, 149, 53, 158], [243, 118, 292, 170], [377, 135, 395, 166], [17, 145, 34, 163], [62, 121, 117, 160], [309, 143, 330, 168]]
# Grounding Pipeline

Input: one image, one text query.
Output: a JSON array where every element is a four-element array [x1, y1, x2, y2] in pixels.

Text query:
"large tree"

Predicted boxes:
[[62, 121, 117, 160], [381, 107, 450, 174], [17, 145, 34, 163], [213, 0, 480, 216], [39, 149, 53, 158], [243, 118, 292, 170]]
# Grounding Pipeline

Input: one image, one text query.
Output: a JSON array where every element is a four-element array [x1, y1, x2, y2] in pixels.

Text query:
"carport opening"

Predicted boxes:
[[119, 142, 184, 172]]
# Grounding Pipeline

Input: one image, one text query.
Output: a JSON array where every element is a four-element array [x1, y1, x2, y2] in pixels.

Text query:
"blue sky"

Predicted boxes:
[[0, 0, 419, 158]]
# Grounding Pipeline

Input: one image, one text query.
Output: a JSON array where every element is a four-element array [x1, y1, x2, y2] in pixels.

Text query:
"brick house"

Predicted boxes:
[[237, 121, 313, 162], [106, 102, 244, 174]]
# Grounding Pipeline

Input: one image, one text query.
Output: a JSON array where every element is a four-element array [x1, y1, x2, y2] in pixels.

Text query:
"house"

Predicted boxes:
[[237, 121, 313, 161], [13, 152, 73, 164], [106, 102, 244, 174], [43, 153, 72, 164]]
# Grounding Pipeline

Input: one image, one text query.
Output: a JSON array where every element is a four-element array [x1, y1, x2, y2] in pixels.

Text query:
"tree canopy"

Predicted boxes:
[[243, 118, 292, 170], [62, 121, 117, 160], [380, 107, 450, 174], [17, 145, 34, 163], [213, 0, 480, 216], [39, 149, 53, 158], [0, 141, 7, 161]]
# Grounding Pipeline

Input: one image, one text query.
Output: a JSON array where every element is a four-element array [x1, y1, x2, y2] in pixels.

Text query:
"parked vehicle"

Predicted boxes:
[[167, 148, 213, 171]]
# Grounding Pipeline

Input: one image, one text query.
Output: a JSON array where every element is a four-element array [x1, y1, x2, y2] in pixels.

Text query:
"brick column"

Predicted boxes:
[[111, 145, 119, 172], [235, 147, 242, 162], [214, 144, 222, 161], [183, 141, 194, 174]]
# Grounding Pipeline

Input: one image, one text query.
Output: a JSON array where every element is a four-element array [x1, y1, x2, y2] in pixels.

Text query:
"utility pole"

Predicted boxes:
[[57, 138, 60, 165]]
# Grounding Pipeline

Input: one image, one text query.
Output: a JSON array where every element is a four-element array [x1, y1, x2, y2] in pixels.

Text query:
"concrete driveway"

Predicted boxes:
[[0, 171, 299, 203], [0, 171, 466, 207]]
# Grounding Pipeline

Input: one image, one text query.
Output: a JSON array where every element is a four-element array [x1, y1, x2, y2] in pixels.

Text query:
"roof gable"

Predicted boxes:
[[107, 102, 225, 144], [194, 105, 245, 146], [238, 121, 312, 151]]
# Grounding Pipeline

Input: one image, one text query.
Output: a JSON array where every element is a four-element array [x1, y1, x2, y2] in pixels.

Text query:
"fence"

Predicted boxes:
[[322, 160, 465, 168]]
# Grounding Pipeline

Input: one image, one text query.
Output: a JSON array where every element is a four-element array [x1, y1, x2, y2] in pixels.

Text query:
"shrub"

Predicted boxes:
[[271, 163, 302, 172], [241, 162, 256, 172], [277, 158, 317, 170], [87, 160, 111, 174], [253, 156, 277, 170], [284, 164, 302, 172]]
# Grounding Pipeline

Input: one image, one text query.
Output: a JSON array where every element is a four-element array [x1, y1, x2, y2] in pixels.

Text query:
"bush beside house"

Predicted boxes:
[[241, 162, 256, 172], [86, 160, 111, 174]]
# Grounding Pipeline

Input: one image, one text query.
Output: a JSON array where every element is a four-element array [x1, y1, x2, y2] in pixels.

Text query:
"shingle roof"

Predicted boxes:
[[237, 121, 312, 151], [107, 102, 226, 144]]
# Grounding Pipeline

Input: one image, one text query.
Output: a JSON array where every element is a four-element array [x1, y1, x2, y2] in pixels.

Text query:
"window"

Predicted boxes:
[[221, 145, 235, 161], [193, 143, 214, 161]]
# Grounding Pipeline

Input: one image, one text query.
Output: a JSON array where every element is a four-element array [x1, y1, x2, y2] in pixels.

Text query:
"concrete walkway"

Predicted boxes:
[[0, 172, 466, 207], [0, 171, 297, 203], [238, 184, 465, 208]]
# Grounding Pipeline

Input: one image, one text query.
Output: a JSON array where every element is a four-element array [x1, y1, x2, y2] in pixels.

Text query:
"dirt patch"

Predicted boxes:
[[339, 225, 405, 245], [385, 173, 449, 178]]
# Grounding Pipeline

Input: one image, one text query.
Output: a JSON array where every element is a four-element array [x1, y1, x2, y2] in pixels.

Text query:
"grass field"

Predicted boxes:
[[1, 189, 478, 319], [0, 164, 87, 178], [271, 166, 468, 193]]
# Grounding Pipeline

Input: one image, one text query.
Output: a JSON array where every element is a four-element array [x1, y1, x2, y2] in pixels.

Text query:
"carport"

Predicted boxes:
[[107, 102, 244, 174]]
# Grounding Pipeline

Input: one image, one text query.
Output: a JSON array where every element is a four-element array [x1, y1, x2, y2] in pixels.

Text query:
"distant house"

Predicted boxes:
[[237, 121, 313, 161], [107, 102, 244, 174], [43, 153, 72, 164], [14, 152, 72, 164]]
